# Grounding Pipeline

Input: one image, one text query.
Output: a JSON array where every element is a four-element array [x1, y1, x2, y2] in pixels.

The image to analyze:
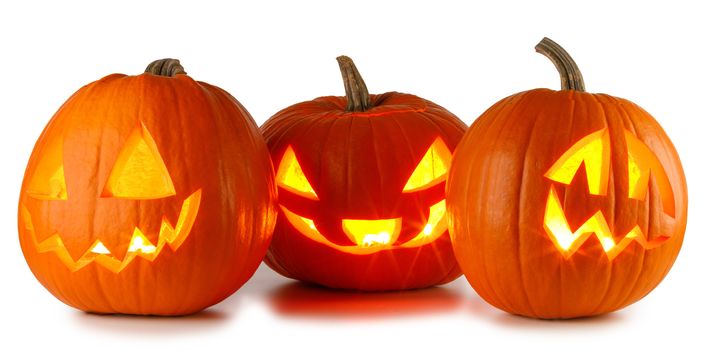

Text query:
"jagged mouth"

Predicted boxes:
[[19, 190, 202, 273], [543, 186, 670, 260], [280, 199, 447, 255]]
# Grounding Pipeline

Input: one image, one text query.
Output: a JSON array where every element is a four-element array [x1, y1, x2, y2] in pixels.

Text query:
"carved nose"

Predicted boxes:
[[341, 218, 402, 247]]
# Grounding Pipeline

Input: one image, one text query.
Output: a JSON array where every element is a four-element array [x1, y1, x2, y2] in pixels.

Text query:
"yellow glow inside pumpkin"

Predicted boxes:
[[627, 153, 642, 198], [544, 185, 671, 260], [342, 217, 401, 247], [298, 216, 316, 230], [402, 200, 447, 248], [90, 241, 111, 255], [276, 137, 452, 254], [102, 122, 176, 199], [624, 129, 675, 216], [280, 198, 447, 254], [21, 189, 202, 272], [545, 128, 610, 196], [403, 138, 452, 192], [128, 228, 157, 254], [26, 134, 68, 200], [542, 128, 676, 260], [423, 200, 446, 236], [276, 146, 318, 200]]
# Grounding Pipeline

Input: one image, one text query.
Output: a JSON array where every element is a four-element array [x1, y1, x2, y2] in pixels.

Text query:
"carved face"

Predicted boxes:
[[18, 70, 276, 315], [445, 46, 687, 317], [20, 122, 201, 272], [276, 137, 451, 255], [543, 128, 675, 259], [262, 90, 467, 291]]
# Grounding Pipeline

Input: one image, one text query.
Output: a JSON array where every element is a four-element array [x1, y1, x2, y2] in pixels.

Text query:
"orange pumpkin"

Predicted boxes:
[[18, 59, 277, 315], [262, 56, 467, 290], [446, 38, 687, 319]]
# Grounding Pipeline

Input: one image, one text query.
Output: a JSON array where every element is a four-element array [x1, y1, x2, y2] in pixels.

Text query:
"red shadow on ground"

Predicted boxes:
[[268, 281, 466, 319]]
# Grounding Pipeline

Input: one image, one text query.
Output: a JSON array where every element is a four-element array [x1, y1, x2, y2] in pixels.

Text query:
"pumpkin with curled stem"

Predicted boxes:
[[446, 38, 687, 319], [262, 56, 467, 291], [18, 59, 277, 315]]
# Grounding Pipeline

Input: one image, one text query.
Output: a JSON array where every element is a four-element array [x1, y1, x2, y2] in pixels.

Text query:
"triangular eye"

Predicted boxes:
[[276, 146, 318, 200], [102, 122, 175, 199], [624, 129, 675, 216], [403, 138, 452, 193], [26, 135, 67, 200], [545, 128, 610, 196]]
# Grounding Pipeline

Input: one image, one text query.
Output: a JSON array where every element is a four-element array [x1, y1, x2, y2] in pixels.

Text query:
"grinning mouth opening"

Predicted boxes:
[[280, 200, 447, 255], [543, 185, 670, 260], [20, 190, 202, 273]]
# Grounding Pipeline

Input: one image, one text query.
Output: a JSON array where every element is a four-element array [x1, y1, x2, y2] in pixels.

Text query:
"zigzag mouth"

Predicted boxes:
[[20, 190, 202, 273], [544, 185, 670, 260]]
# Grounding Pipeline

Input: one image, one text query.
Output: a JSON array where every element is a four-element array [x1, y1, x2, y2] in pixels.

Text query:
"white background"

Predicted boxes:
[[1, 1, 700, 349]]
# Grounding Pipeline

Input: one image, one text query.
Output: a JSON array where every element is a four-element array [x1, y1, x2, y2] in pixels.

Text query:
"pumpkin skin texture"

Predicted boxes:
[[262, 57, 466, 291], [18, 59, 277, 315], [446, 38, 687, 319]]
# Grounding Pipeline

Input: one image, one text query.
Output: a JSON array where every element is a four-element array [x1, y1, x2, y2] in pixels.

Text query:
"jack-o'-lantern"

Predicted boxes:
[[262, 56, 467, 291], [446, 38, 687, 319], [18, 59, 277, 315]]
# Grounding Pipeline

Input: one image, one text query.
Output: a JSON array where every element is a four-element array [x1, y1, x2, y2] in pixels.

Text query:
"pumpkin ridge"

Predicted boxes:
[[610, 97, 653, 311], [457, 91, 526, 311], [474, 91, 531, 313], [515, 92, 553, 317], [583, 93, 616, 316]]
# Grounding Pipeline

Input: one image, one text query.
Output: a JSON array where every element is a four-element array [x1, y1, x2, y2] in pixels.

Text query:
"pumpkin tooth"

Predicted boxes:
[[90, 241, 111, 255], [22, 189, 202, 273], [127, 228, 157, 254]]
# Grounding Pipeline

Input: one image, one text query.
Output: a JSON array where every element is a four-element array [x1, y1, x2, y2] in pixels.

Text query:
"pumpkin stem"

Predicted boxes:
[[145, 59, 187, 77], [336, 56, 371, 112], [535, 37, 585, 92]]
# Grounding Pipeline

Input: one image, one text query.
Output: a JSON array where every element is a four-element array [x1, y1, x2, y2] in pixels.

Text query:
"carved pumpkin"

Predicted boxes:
[[18, 59, 277, 315], [446, 38, 687, 319], [262, 56, 467, 291]]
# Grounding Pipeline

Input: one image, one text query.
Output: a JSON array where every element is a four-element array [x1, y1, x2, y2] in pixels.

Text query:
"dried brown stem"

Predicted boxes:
[[535, 37, 585, 91], [145, 59, 186, 77], [336, 55, 371, 112]]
